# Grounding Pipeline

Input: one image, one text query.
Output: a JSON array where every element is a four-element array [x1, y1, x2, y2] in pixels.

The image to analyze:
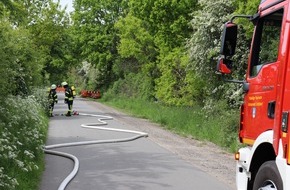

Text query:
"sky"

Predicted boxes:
[[54, 0, 74, 13]]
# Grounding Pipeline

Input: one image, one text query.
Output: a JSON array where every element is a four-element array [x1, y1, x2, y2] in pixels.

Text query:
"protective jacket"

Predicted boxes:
[[64, 86, 74, 103], [48, 89, 58, 116], [49, 89, 58, 104], [64, 85, 74, 116]]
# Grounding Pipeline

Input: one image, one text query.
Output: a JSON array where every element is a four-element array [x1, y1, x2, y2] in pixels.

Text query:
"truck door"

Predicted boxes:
[[281, 23, 290, 162], [241, 8, 284, 144]]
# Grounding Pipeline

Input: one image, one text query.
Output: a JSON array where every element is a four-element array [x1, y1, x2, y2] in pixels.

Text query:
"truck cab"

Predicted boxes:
[[217, 0, 290, 189]]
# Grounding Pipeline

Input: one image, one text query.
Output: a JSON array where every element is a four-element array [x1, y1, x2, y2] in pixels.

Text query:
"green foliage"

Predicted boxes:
[[0, 0, 26, 23], [187, 0, 248, 109], [234, 0, 260, 15], [0, 22, 15, 97], [72, 0, 128, 89], [0, 0, 72, 91], [234, 0, 260, 38], [0, 91, 48, 190], [72, 0, 253, 111], [104, 72, 154, 101], [234, 0, 261, 15], [129, 0, 198, 49], [188, 0, 235, 78], [27, 1, 72, 85], [0, 20, 44, 96], [155, 48, 195, 106], [114, 13, 156, 75], [116, 0, 199, 106]]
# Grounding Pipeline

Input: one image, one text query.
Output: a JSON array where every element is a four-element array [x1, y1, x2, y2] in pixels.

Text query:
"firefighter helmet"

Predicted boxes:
[[51, 84, 57, 90], [61, 81, 68, 86]]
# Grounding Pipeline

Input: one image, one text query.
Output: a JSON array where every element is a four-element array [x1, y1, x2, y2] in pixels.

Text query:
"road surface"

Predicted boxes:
[[39, 93, 234, 190]]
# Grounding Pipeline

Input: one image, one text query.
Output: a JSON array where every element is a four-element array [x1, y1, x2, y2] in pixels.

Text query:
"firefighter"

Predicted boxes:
[[61, 81, 74, 116], [48, 84, 58, 117]]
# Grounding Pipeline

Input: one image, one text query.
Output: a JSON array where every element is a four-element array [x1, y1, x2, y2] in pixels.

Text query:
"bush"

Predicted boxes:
[[0, 90, 48, 189], [104, 73, 154, 101]]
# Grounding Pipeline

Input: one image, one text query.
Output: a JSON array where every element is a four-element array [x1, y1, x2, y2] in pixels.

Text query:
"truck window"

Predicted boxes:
[[250, 9, 283, 77]]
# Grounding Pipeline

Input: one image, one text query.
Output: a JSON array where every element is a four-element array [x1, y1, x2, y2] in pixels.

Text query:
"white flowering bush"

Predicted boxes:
[[188, 0, 235, 76], [0, 92, 48, 189], [187, 0, 249, 112]]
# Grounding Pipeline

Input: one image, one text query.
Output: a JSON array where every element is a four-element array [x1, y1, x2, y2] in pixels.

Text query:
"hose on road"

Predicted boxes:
[[43, 113, 148, 190]]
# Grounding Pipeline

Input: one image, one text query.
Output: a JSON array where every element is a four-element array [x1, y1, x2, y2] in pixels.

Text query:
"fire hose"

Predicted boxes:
[[43, 113, 148, 190]]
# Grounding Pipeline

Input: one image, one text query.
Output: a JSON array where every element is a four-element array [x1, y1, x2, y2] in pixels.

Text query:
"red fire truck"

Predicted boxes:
[[217, 0, 290, 189]]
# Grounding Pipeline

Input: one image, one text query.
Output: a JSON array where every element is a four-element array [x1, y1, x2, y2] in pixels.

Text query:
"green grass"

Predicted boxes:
[[99, 96, 240, 152], [12, 157, 45, 190]]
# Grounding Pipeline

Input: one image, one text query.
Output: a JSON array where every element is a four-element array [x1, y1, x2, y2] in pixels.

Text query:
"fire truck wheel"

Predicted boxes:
[[253, 161, 283, 190]]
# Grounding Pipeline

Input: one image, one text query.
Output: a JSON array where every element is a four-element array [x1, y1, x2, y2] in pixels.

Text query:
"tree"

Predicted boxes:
[[155, 48, 193, 106], [114, 13, 156, 75], [187, 0, 241, 107], [234, 0, 260, 38], [0, 0, 25, 23], [0, 20, 43, 97], [129, 0, 197, 49], [26, 0, 72, 84], [72, 0, 128, 89], [116, 0, 196, 104]]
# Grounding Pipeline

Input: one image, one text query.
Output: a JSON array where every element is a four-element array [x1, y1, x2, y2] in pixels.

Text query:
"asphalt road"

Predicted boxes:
[[39, 93, 233, 190]]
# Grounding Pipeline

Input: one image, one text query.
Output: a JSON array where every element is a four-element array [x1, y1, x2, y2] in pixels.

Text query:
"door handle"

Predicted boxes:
[[267, 101, 275, 119]]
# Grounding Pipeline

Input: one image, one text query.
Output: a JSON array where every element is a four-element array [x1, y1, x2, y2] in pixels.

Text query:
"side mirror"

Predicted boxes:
[[220, 22, 237, 56], [216, 58, 232, 74]]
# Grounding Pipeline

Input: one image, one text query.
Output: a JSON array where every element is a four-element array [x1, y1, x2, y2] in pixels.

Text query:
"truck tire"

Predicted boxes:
[[253, 161, 283, 190]]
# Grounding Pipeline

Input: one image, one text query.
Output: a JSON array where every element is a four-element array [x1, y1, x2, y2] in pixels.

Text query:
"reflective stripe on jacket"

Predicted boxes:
[[65, 86, 74, 101]]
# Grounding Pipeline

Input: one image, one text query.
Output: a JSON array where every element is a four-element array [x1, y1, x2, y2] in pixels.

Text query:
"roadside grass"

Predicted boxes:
[[99, 96, 240, 152], [9, 158, 45, 190]]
